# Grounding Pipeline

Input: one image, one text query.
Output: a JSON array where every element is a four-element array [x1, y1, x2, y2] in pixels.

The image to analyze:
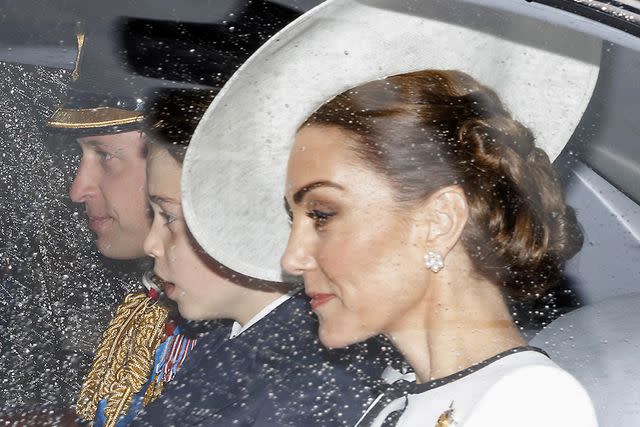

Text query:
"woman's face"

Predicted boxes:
[[282, 125, 432, 348], [144, 146, 244, 321]]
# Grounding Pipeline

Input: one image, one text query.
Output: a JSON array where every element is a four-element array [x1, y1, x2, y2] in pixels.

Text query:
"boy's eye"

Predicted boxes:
[[160, 211, 177, 225]]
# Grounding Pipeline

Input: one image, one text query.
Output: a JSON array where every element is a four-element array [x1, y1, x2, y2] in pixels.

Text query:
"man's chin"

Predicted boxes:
[[96, 238, 146, 260]]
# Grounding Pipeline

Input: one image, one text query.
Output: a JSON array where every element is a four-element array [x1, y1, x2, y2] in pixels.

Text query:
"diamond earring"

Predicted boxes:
[[424, 251, 444, 273]]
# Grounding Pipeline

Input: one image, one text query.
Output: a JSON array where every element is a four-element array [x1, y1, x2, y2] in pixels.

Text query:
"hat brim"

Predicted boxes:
[[183, 0, 601, 283], [47, 106, 143, 135]]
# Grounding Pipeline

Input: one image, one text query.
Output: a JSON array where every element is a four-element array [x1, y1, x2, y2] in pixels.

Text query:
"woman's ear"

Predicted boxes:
[[415, 185, 469, 256]]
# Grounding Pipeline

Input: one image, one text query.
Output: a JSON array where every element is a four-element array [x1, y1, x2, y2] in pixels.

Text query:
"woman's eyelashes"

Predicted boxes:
[[285, 197, 337, 229], [306, 209, 336, 229]]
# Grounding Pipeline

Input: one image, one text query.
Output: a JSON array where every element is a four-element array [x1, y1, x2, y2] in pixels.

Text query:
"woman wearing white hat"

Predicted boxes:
[[182, 0, 602, 425], [281, 69, 597, 426]]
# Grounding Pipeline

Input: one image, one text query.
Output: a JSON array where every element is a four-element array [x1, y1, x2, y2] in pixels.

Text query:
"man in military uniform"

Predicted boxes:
[[49, 43, 151, 260], [46, 23, 195, 425]]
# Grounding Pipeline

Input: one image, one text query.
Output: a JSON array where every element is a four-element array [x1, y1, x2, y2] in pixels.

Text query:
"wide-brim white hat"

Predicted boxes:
[[182, 0, 601, 283]]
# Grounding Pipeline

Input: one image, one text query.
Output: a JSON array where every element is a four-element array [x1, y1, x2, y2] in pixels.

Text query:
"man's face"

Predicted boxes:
[[70, 131, 151, 259]]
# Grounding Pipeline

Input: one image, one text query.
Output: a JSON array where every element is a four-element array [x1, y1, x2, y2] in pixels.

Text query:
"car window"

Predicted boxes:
[[0, 1, 638, 425]]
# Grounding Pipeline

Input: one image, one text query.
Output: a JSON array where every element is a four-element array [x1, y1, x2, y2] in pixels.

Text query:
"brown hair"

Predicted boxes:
[[303, 70, 583, 298]]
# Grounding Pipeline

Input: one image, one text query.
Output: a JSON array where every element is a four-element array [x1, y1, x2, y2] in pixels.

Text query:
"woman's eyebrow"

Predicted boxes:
[[292, 181, 344, 204]]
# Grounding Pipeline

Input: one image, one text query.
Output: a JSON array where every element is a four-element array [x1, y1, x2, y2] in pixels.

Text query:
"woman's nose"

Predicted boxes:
[[280, 224, 317, 276]]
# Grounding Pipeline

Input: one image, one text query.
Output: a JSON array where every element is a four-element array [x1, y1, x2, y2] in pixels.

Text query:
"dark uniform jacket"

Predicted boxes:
[[133, 291, 394, 426]]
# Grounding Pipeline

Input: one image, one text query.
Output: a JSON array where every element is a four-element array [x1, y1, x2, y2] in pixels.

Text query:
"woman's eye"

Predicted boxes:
[[160, 212, 177, 225], [306, 209, 335, 228]]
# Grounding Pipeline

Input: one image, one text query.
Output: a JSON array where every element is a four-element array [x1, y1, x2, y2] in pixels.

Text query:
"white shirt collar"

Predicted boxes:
[[229, 287, 301, 339]]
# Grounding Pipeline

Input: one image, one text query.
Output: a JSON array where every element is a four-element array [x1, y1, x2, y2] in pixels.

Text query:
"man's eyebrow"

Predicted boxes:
[[292, 181, 344, 204], [149, 194, 180, 205], [79, 139, 105, 149]]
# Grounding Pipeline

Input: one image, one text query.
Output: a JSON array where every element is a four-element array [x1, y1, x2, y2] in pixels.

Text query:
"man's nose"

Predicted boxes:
[[69, 158, 97, 203]]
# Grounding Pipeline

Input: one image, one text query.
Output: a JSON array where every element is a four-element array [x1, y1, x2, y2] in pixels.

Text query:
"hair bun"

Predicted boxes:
[[458, 114, 583, 297]]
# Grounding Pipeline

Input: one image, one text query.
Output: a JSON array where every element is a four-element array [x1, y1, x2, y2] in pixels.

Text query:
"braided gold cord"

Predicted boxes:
[[143, 374, 165, 406], [76, 293, 147, 419], [103, 303, 167, 425], [76, 292, 169, 425]]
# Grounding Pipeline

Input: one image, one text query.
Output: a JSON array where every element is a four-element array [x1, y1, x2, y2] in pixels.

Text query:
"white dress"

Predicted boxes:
[[359, 347, 598, 427]]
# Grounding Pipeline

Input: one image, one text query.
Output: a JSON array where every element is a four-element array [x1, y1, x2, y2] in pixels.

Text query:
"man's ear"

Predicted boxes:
[[414, 185, 469, 256]]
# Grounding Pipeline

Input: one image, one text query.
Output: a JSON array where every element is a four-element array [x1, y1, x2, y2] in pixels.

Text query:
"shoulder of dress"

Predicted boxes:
[[461, 364, 598, 427]]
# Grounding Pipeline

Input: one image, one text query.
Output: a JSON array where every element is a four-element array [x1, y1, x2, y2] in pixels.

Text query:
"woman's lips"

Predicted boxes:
[[308, 293, 335, 310]]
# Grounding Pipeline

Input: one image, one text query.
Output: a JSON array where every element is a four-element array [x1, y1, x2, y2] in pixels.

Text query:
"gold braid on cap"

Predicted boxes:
[[76, 292, 169, 426], [71, 29, 85, 82]]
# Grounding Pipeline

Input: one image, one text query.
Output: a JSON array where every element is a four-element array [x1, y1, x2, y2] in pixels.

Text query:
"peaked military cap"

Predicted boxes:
[[47, 0, 301, 136]]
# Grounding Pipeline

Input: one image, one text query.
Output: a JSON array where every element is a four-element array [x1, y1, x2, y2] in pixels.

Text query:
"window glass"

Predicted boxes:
[[0, 0, 638, 424]]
